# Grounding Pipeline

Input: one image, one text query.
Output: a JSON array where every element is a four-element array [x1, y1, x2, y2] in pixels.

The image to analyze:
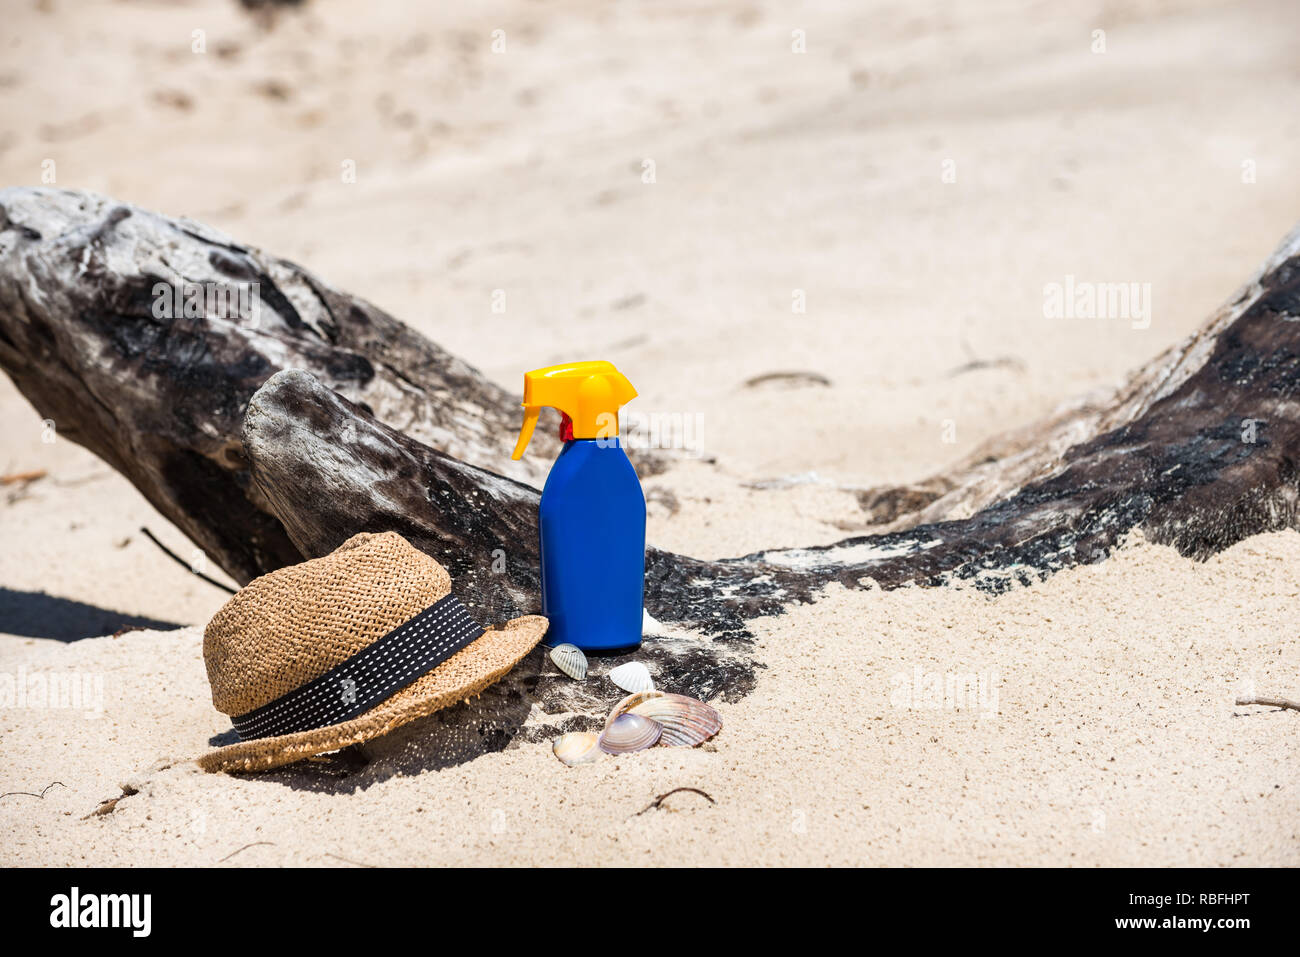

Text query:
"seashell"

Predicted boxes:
[[598, 713, 661, 754], [608, 661, 654, 694], [629, 693, 722, 747], [548, 643, 588, 681], [605, 690, 665, 729], [552, 731, 602, 766]]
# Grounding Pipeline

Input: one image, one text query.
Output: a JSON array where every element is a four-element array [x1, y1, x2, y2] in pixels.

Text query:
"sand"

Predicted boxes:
[[2, 532, 1297, 866], [2, 0, 1299, 865]]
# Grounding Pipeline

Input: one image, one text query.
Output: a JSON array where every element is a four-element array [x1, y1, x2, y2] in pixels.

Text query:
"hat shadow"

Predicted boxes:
[[0, 587, 182, 642]]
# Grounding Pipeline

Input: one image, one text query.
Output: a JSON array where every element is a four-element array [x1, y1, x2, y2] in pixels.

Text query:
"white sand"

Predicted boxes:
[[2, 0, 1299, 865], [2, 532, 1297, 866]]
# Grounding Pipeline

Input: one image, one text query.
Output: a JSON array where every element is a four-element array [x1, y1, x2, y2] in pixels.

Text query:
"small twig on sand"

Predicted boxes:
[[636, 787, 716, 816], [218, 841, 275, 863], [324, 852, 378, 868], [1236, 695, 1300, 713], [947, 356, 1028, 378], [743, 370, 832, 390], [82, 780, 145, 819], [0, 781, 65, 801], [82, 798, 120, 819], [51, 470, 110, 488], [0, 469, 46, 486], [140, 526, 237, 594]]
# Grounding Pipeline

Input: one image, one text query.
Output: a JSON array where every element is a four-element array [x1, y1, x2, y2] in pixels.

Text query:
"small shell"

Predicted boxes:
[[605, 690, 665, 729], [548, 643, 588, 681], [629, 693, 722, 747], [608, 661, 654, 694], [598, 713, 661, 754], [553, 731, 602, 766]]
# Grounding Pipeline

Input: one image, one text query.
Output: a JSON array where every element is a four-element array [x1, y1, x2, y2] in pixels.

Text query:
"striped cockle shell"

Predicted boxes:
[[548, 643, 588, 681], [553, 731, 602, 766], [629, 693, 722, 747], [605, 690, 665, 729], [608, 661, 654, 694], [597, 713, 661, 754]]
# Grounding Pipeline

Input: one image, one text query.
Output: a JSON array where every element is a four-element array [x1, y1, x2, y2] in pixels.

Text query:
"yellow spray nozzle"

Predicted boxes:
[[511, 360, 637, 459], [511, 407, 540, 460]]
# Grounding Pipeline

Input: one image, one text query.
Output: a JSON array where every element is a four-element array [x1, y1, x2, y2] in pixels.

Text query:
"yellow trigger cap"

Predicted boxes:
[[511, 360, 637, 460]]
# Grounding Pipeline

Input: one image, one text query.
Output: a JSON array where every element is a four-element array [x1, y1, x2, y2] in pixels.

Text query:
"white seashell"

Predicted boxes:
[[598, 713, 661, 754], [605, 690, 665, 729], [548, 643, 588, 681], [642, 607, 661, 636], [629, 693, 722, 747], [608, 661, 654, 694], [553, 731, 602, 766]]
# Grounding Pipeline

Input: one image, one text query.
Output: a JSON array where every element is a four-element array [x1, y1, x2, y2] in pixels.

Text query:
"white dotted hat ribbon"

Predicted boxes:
[[230, 593, 484, 741]]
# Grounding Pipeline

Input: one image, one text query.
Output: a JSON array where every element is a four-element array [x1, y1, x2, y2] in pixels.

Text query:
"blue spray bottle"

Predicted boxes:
[[511, 361, 645, 653]]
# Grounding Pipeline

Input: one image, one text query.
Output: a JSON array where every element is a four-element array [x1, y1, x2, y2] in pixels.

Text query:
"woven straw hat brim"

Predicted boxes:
[[197, 614, 547, 774]]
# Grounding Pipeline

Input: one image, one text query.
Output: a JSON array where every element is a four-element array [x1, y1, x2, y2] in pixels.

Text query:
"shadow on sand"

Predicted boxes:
[[0, 587, 183, 642]]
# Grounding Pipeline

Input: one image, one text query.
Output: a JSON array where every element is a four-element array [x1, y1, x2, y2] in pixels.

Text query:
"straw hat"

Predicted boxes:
[[198, 531, 547, 773]]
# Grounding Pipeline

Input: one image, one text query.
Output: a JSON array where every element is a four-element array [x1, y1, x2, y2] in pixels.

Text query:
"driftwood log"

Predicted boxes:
[[0, 187, 558, 584], [3, 186, 1300, 724]]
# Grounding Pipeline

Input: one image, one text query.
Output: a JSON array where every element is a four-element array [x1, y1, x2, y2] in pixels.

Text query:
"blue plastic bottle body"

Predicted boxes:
[[539, 439, 646, 652]]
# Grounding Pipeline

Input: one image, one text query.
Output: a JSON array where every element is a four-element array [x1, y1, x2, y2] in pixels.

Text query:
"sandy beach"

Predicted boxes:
[[2, 0, 1299, 866], [3, 532, 1297, 866]]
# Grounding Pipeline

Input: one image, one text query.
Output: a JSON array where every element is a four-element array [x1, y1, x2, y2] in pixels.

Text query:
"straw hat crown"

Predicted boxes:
[[204, 531, 453, 717]]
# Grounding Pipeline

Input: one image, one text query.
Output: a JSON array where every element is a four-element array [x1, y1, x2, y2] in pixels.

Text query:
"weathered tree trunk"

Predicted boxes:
[[0, 186, 557, 583], [4, 186, 1300, 714], [851, 225, 1300, 531]]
